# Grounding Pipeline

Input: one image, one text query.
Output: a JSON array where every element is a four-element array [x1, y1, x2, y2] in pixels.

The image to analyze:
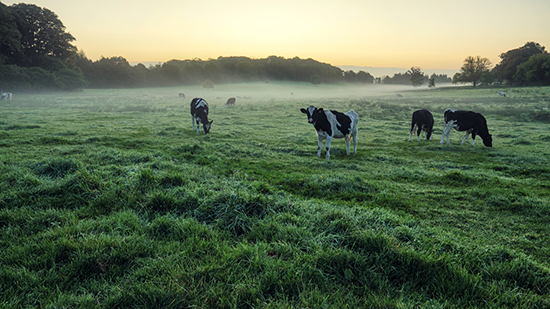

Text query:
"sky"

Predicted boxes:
[[4, 0, 550, 75]]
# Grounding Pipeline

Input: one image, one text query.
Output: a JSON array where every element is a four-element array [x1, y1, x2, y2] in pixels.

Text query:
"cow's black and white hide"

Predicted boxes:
[[190, 98, 213, 134], [225, 97, 236, 106], [0, 92, 12, 101], [409, 109, 435, 142], [497, 91, 506, 97], [440, 109, 492, 147], [300, 106, 358, 159]]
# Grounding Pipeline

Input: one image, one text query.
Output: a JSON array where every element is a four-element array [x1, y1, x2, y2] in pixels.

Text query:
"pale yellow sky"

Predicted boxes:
[[4, 0, 550, 70]]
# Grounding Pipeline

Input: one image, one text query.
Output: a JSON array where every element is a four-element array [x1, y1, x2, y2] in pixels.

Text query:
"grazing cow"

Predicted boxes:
[[497, 91, 506, 97], [190, 98, 213, 134], [179, 93, 186, 98], [225, 97, 236, 107], [300, 106, 358, 159], [0, 92, 12, 101], [409, 109, 435, 142], [440, 109, 492, 147]]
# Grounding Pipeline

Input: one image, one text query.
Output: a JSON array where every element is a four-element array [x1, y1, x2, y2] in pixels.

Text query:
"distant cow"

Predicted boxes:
[[179, 93, 186, 98], [497, 91, 506, 97], [396, 94, 403, 98], [409, 109, 435, 142], [190, 98, 213, 134], [225, 97, 236, 106], [0, 92, 12, 101], [301, 106, 358, 159], [440, 109, 492, 147]]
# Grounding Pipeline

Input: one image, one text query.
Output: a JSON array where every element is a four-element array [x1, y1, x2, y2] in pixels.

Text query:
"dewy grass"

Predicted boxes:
[[0, 83, 549, 308]]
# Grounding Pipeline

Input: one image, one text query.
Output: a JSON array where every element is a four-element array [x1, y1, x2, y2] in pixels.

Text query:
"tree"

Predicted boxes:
[[428, 75, 436, 88], [493, 42, 546, 83], [452, 56, 492, 87], [0, 2, 21, 65], [356, 71, 374, 84], [202, 79, 214, 90], [9, 3, 76, 66], [310, 74, 321, 86], [408, 66, 424, 87], [513, 53, 550, 85]]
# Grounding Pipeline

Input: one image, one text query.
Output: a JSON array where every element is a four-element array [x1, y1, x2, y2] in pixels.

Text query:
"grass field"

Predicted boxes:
[[1, 82, 549, 308]]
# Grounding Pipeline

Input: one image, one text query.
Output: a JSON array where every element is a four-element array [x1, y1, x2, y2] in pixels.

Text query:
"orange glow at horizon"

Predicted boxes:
[[3, 0, 550, 72]]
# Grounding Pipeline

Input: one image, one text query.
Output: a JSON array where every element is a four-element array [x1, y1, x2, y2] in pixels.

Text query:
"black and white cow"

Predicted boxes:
[[190, 98, 213, 134], [0, 92, 12, 101], [225, 97, 236, 106], [179, 93, 186, 98], [409, 109, 435, 142], [497, 91, 506, 97], [440, 109, 492, 147], [300, 106, 358, 159]]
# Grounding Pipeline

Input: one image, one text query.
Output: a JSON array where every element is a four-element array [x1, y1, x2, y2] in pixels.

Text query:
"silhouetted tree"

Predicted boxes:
[[513, 53, 550, 85], [9, 3, 76, 67], [493, 42, 546, 84], [428, 75, 435, 88], [356, 71, 374, 84], [453, 56, 491, 87], [0, 2, 21, 65], [408, 66, 424, 87]]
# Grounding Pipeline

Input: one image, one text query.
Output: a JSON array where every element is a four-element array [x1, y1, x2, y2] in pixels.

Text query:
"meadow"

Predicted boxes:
[[0, 82, 549, 308]]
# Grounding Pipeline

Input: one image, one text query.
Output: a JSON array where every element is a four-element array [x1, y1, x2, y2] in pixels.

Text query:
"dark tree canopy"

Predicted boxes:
[[0, 2, 21, 65], [513, 53, 550, 85], [493, 42, 547, 83], [9, 3, 76, 66], [408, 66, 424, 87], [453, 56, 492, 87]]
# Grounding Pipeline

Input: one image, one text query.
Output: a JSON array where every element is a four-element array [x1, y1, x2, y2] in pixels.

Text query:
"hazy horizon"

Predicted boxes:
[[3, 0, 549, 71]]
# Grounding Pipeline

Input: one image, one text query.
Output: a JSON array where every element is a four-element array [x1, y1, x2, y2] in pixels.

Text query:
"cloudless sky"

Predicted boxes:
[[4, 0, 550, 71]]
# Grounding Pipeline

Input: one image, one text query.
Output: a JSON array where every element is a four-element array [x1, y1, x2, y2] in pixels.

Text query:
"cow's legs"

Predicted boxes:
[[345, 136, 350, 155], [352, 133, 357, 155], [460, 130, 472, 145], [316, 136, 323, 157], [409, 124, 417, 142], [196, 119, 201, 134], [440, 121, 454, 145], [325, 136, 333, 159], [192, 116, 196, 132]]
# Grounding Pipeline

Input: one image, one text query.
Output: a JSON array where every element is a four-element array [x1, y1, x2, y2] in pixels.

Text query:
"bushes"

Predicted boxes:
[[0, 64, 86, 91]]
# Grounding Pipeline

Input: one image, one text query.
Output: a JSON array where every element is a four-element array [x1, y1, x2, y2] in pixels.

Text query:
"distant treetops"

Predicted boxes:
[[1, 2, 548, 90]]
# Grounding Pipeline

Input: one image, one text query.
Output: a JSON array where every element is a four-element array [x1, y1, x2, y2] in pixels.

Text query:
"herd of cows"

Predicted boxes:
[[190, 96, 493, 160], [1, 91, 495, 159]]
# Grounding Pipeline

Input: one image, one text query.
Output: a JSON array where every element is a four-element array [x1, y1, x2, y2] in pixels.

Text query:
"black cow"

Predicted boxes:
[[190, 98, 213, 134], [409, 109, 435, 142], [300, 106, 358, 159], [440, 109, 492, 147], [225, 97, 236, 106]]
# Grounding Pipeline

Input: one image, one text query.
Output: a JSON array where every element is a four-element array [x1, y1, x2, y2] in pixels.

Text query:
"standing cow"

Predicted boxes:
[[300, 106, 358, 159], [190, 98, 213, 134], [0, 92, 12, 101], [225, 97, 236, 106], [409, 109, 435, 142], [440, 109, 492, 147]]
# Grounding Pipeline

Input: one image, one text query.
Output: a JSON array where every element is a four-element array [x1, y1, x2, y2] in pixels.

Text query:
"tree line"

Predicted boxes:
[[453, 42, 549, 87], [1, 2, 548, 91]]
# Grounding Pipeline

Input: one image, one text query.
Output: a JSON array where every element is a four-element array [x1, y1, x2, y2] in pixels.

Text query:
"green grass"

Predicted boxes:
[[1, 82, 549, 308]]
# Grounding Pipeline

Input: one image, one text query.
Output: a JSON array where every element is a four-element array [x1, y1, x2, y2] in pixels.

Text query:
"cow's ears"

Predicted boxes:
[[317, 108, 324, 113], [300, 108, 307, 114]]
